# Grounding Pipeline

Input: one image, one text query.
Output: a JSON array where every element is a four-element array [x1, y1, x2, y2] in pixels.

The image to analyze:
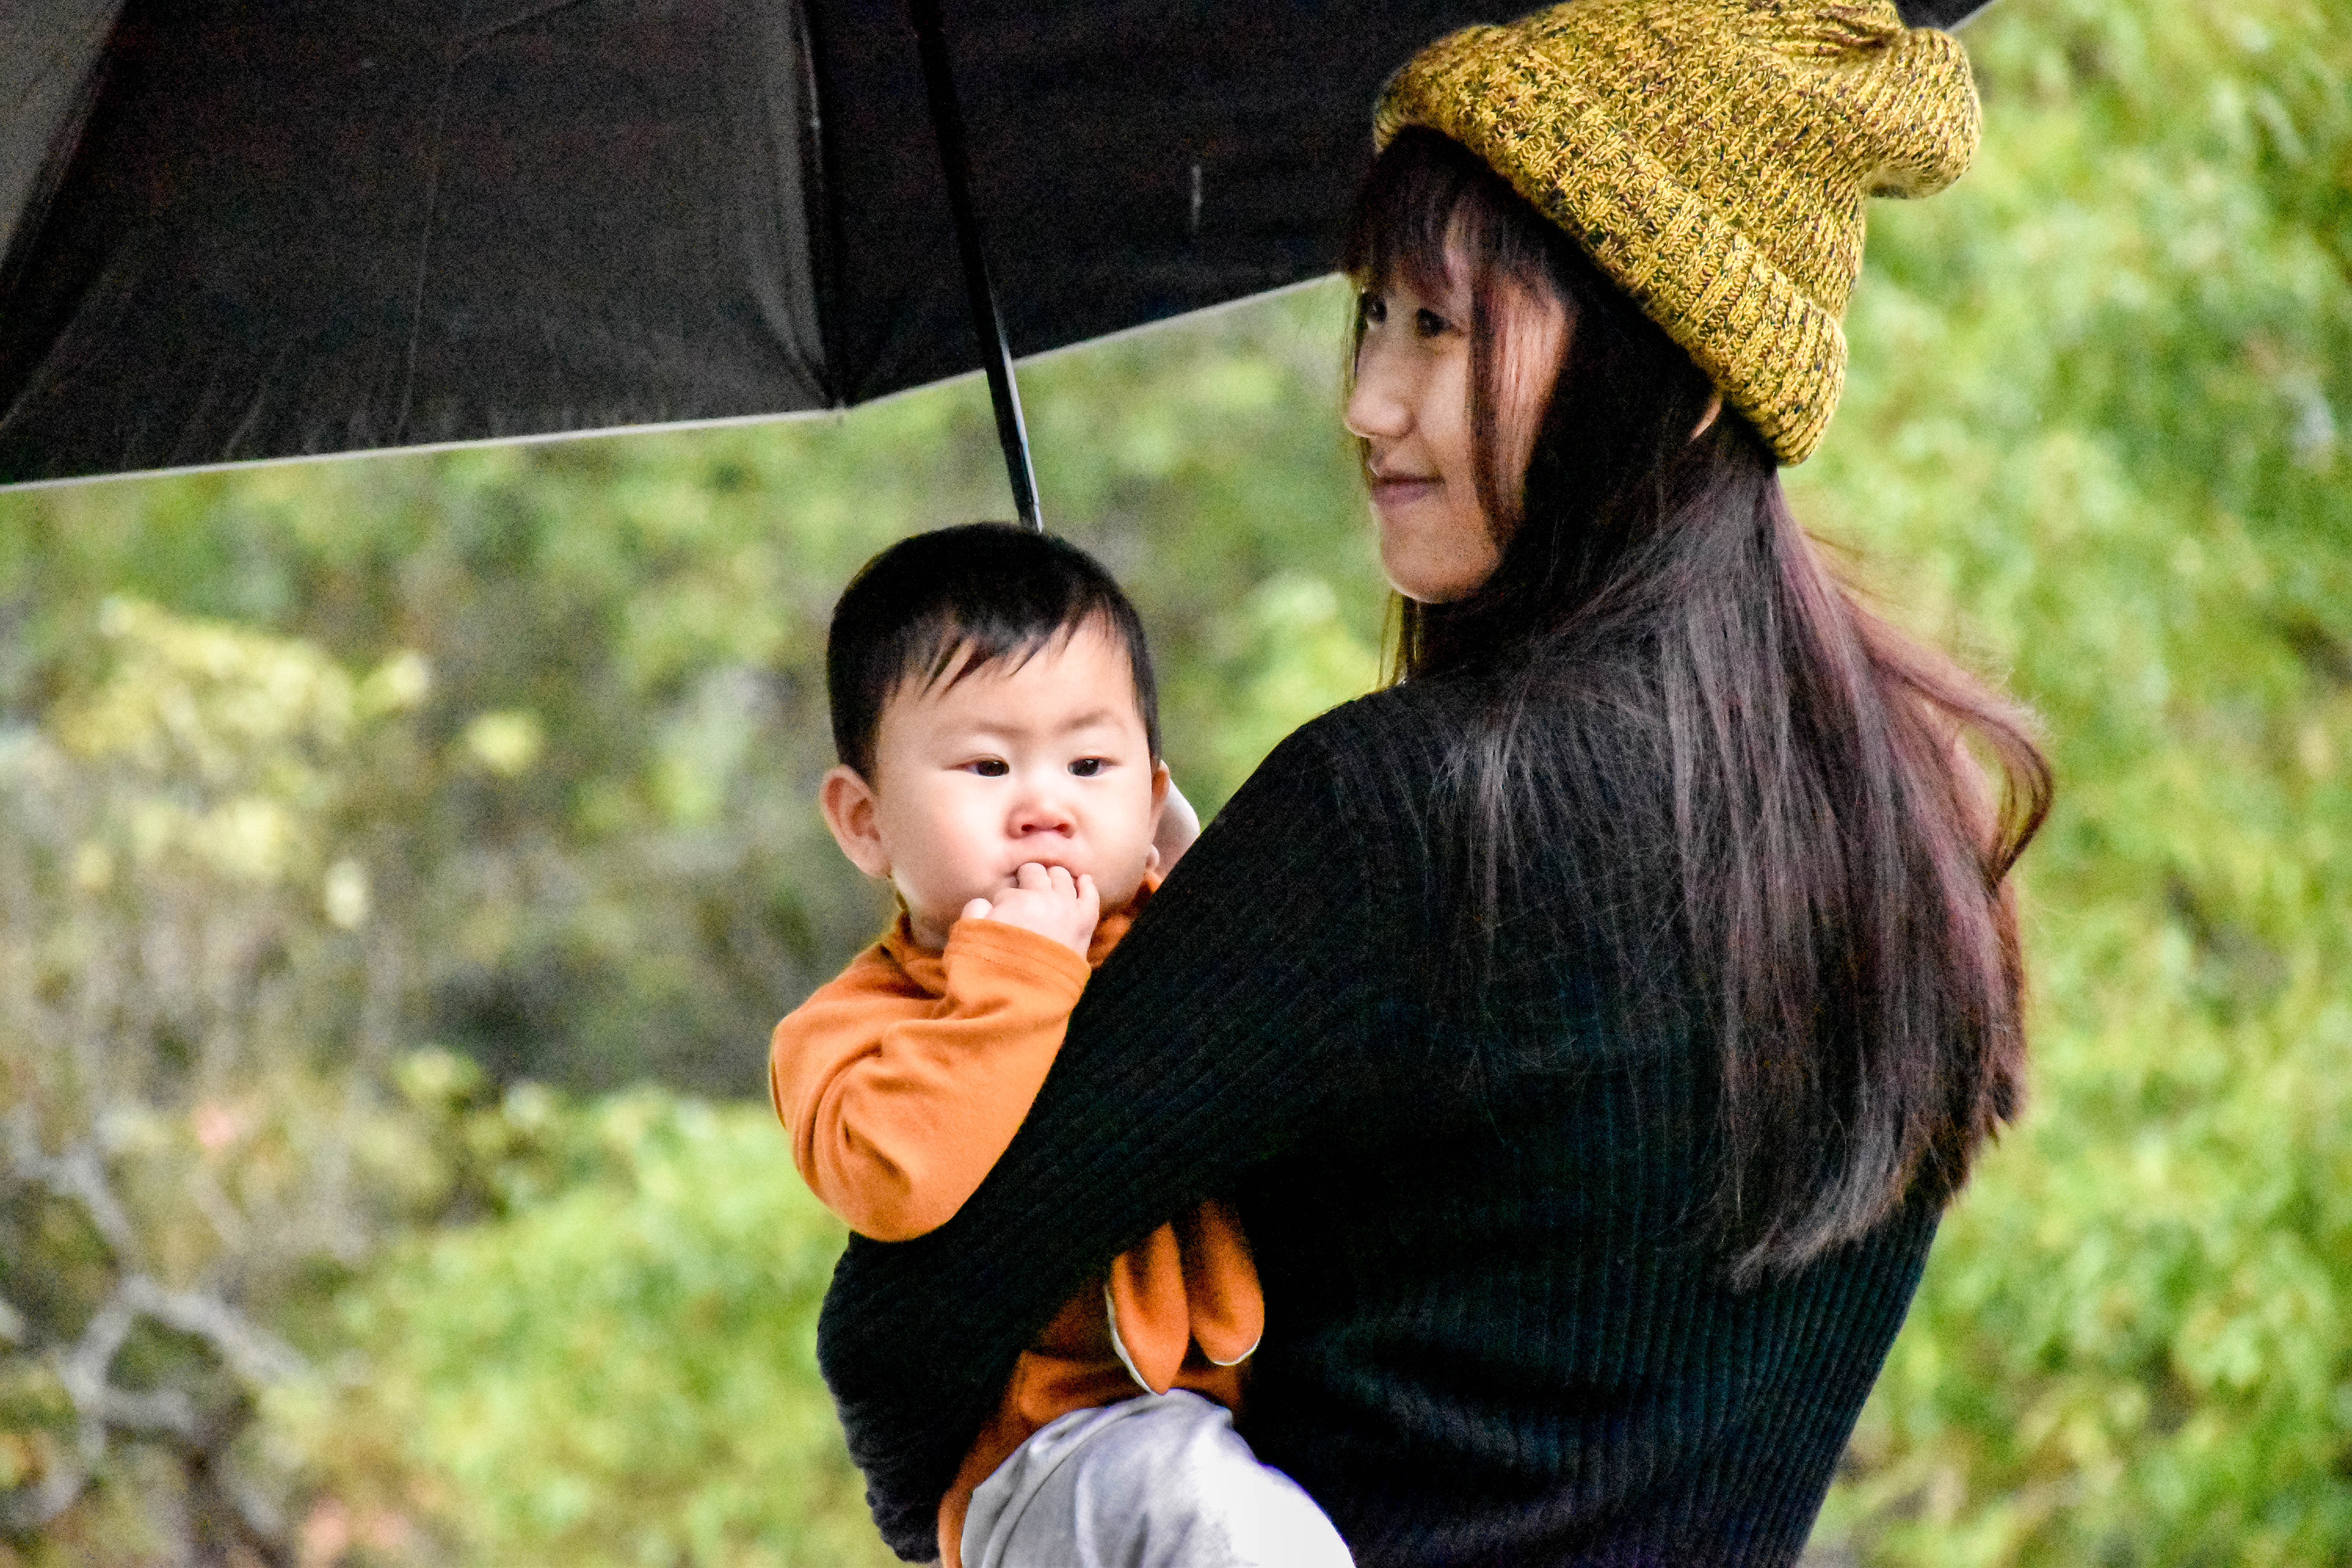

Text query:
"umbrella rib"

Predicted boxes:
[[392, 8, 470, 445], [793, 0, 850, 408], [392, 0, 598, 444], [455, 0, 601, 57]]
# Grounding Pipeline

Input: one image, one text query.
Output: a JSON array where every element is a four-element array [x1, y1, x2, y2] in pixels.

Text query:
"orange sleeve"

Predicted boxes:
[[1105, 1200, 1263, 1394], [769, 918, 1092, 1242]]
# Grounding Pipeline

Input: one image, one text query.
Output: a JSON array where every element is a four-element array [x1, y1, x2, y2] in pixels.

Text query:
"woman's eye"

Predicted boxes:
[[1413, 306, 1451, 339], [1069, 757, 1105, 778], [968, 759, 1009, 777]]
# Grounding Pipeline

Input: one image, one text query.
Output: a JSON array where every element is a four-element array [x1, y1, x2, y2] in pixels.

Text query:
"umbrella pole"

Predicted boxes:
[[909, 0, 1044, 532]]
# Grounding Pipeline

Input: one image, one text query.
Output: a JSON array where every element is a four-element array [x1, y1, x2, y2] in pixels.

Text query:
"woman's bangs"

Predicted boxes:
[[1343, 129, 1483, 299]]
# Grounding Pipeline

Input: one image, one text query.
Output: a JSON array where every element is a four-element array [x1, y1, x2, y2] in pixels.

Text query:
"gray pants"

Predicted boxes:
[[962, 1390, 1354, 1568]]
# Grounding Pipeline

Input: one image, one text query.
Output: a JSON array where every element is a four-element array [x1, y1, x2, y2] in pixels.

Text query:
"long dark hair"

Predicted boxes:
[[1346, 130, 2053, 1281]]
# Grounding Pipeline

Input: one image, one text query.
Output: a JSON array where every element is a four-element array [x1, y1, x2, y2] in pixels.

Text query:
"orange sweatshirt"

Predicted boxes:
[[768, 881, 1262, 1568]]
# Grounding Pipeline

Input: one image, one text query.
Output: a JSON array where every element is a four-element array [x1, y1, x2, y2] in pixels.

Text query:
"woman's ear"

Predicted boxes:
[[1692, 392, 1724, 440], [819, 765, 892, 880]]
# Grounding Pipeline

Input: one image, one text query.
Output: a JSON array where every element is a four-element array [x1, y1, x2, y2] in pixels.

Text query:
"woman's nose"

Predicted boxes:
[[1345, 347, 1414, 442]]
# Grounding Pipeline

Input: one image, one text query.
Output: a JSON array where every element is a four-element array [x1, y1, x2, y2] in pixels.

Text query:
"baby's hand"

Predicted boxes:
[[962, 862, 1099, 958]]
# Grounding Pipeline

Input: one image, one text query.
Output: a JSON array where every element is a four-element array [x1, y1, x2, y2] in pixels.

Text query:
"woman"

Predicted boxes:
[[818, 2, 2051, 1563]]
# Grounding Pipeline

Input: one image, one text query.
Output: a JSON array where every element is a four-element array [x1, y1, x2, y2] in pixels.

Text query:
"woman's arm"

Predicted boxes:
[[816, 717, 1397, 1557]]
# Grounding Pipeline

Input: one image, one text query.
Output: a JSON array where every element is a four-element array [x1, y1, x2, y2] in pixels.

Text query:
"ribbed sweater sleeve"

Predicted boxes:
[[816, 719, 1382, 1557]]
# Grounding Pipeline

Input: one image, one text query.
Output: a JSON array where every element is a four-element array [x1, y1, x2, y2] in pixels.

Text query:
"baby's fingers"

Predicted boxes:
[[1045, 864, 1076, 899], [962, 897, 994, 924]]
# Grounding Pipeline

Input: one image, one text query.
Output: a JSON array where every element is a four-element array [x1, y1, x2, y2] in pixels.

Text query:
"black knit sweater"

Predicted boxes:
[[816, 676, 1940, 1566]]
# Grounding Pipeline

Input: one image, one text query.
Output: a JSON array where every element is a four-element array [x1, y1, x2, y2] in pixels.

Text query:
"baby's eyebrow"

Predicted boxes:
[[935, 706, 1132, 745], [1055, 706, 1127, 733]]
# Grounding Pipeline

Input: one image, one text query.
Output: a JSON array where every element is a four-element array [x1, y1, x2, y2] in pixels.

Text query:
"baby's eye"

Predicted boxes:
[[1413, 306, 1451, 339], [1069, 757, 1106, 778], [1358, 291, 1387, 327], [967, 759, 1009, 777]]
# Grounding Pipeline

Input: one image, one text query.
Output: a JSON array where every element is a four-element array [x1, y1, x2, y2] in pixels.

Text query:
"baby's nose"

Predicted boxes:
[[1009, 788, 1076, 837]]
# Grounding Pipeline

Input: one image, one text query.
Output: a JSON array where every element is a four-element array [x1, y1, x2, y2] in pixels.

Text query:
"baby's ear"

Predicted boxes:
[[818, 766, 892, 880], [1149, 764, 1200, 878]]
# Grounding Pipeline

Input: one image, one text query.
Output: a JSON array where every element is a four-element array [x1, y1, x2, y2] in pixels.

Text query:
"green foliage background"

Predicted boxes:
[[0, 0, 2346, 1562]]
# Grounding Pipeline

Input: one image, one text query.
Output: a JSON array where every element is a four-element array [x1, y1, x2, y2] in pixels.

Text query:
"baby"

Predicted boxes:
[[769, 523, 1352, 1568]]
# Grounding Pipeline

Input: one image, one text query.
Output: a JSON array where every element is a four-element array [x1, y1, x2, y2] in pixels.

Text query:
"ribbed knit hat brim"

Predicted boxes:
[[1377, 0, 1980, 464]]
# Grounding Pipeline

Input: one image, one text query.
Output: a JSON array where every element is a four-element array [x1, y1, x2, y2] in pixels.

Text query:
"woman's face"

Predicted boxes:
[[1345, 250, 1567, 603]]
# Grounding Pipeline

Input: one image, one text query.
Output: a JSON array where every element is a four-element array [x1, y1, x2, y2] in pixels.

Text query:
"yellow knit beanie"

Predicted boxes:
[[1375, 0, 1980, 464]]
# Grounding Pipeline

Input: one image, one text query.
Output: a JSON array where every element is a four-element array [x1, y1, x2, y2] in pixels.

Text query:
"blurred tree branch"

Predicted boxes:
[[0, 605, 410, 1560]]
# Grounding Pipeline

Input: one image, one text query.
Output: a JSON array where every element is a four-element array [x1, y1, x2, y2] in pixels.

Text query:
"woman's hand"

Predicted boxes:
[[962, 862, 1100, 956]]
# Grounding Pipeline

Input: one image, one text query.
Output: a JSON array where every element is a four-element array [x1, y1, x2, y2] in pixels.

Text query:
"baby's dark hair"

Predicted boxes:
[[827, 522, 1161, 780]]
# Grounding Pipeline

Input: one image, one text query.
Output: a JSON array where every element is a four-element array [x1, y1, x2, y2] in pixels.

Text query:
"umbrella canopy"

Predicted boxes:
[[0, 0, 1993, 489]]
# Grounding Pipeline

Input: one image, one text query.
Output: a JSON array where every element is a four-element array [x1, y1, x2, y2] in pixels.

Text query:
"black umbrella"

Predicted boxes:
[[0, 0, 1994, 498]]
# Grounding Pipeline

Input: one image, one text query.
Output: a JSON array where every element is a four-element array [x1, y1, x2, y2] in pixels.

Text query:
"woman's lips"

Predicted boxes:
[[1369, 475, 1442, 512]]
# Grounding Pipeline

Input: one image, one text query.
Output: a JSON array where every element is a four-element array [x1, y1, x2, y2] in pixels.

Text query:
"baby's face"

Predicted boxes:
[[860, 623, 1166, 948]]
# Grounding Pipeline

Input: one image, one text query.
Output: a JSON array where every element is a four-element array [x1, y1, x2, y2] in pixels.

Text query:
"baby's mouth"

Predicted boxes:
[[1005, 857, 1083, 880]]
